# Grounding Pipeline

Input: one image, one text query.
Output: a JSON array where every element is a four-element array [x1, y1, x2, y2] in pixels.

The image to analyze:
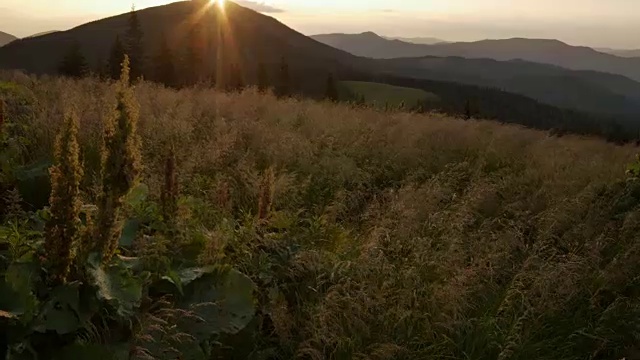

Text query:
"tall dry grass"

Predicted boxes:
[[2, 71, 640, 359]]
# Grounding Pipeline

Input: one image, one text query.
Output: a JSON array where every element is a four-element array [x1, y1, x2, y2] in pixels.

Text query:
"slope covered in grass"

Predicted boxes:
[[2, 71, 640, 359], [341, 80, 439, 108]]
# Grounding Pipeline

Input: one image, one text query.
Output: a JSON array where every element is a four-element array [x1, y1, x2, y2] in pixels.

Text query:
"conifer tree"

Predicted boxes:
[[95, 55, 142, 262], [58, 42, 88, 78], [94, 59, 107, 80], [153, 33, 176, 87], [228, 63, 244, 91], [186, 23, 206, 85], [45, 113, 83, 283], [464, 99, 472, 120], [325, 73, 339, 102], [126, 6, 145, 81], [277, 57, 290, 97], [107, 35, 126, 80], [257, 62, 269, 92]]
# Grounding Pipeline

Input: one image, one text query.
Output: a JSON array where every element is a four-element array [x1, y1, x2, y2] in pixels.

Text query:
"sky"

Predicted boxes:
[[2, 0, 640, 49]]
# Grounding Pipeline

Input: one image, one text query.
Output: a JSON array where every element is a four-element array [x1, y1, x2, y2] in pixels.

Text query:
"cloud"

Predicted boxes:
[[235, 1, 285, 13]]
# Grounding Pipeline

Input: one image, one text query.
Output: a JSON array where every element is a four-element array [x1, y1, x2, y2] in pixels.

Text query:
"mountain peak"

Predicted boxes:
[[0, 31, 18, 47], [360, 31, 382, 38]]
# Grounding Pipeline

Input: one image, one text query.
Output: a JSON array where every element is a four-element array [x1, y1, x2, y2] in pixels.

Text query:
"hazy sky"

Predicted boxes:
[[2, 0, 640, 48]]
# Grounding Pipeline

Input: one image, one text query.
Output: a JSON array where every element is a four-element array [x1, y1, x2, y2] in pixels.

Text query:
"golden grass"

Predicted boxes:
[[3, 71, 640, 359]]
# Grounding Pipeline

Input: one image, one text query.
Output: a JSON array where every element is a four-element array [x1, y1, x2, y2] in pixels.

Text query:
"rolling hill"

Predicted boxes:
[[0, 31, 17, 47], [312, 32, 640, 83], [340, 81, 439, 108], [384, 36, 446, 45], [599, 48, 640, 58], [380, 56, 640, 116], [27, 30, 60, 39], [0, 0, 639, 141], [0, 1, 367, 96], [313, 32, 431, 59]]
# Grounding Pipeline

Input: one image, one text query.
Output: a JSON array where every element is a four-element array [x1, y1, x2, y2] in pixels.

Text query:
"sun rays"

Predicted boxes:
[[210, 0, 226, 9]]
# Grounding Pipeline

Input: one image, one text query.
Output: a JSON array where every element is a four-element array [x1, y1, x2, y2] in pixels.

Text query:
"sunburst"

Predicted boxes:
[[210, 0, 226, 8]]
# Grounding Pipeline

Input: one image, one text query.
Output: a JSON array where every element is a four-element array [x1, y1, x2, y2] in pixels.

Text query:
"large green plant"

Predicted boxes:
[[0, 64, 256, 359]]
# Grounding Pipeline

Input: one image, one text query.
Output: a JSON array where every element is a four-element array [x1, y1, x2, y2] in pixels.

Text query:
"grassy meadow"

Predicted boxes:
[[2, 69, 640, 359], [340, 80, 439, 109]]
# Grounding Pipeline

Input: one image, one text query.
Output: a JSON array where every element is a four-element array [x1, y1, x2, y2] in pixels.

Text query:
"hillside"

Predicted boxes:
[[313, 32, 431, 59], [311, 32, 640, 117], [2, 73, 640, 359], [313, 32, 640, 82], [0, 31, 17, 47], [0, 0, 627, 133], [26, 30, 59, 38], [380, 56, 640, 116], [0, 1, 367, 96], [383, 36, 447, 45], [340, 80, 439, 108], [600, 48, 640, 58]]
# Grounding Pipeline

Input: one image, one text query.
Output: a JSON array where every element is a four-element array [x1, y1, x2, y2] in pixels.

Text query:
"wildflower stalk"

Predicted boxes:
[[258, 167, 275, 221], [161, 146, 178, 226], [94, 55, 141, 262], [44, 113, 83, 283]]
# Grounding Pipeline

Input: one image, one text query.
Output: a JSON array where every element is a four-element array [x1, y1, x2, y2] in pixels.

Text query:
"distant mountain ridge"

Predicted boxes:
[[0, 31, 18, 47], [2, 0, 640, 140], [597, 47, 640, 58], [383, 36, 446, 45], [27, 31, 60, 39], [380, 56, 640, 116], [312, 32, 640, 82]]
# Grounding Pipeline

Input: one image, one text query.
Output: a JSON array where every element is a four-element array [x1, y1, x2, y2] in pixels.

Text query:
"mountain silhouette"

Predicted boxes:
[[380, 56, 640, 116], [0, 1, 366, 95], [313, 32, 640, 82], [2, 1, 640, 123], [0, 31, 17, 47], [383, 36, 447, 45]]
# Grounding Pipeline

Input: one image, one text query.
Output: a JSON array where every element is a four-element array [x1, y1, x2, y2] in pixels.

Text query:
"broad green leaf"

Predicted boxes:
[[178, 265, 224, 286], [15, 160, 52, 209], [125, 183, 149, 208], [0, 263, 39, 323], [119, 219, 140, 247], [33, 283, 81, 335], [152, 266, 223, 298], [178, 268, 256, 341], [116, 255, 143, 272], [87, 254, 143, 317], [55, 343, 130, 360], [160, 269, 184, 295]]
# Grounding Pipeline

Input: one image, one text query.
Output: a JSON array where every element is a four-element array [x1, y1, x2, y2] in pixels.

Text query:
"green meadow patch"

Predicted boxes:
[[341, 80, 439, 108]]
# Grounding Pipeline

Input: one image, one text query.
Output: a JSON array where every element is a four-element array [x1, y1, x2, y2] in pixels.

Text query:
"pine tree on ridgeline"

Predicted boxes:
[[125, 6, 145, 81], [464, 99, 472, 120], [58, 42, 89, 78], [107, 35, 126, 80], [186, 23, 206, 85], [325, 73, 339, 102], [257, 62, 269, 93], [94, 59, 107, 80], [227, 63, 244, 91], [153, 33, 177, 87], [276, 57, 290, 97]]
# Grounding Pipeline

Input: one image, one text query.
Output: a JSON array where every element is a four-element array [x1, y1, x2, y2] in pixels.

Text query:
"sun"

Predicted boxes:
[[210, 0, 226, 7]]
